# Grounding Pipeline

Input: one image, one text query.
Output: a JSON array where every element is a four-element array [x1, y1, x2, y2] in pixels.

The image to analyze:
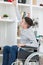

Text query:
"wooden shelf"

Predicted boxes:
[[0, 18, 15, 22], [0, 1, 12, 5], [17, 37, 21, 39], [18, 3, 30, 7], [32, 5, 43, 9]]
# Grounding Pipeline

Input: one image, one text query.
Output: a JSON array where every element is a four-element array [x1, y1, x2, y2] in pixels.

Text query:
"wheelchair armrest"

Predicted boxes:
[[36, 39, 40, 47]]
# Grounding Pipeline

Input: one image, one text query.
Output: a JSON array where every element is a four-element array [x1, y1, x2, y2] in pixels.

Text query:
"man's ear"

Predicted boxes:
[[27, 25, 30, 28]]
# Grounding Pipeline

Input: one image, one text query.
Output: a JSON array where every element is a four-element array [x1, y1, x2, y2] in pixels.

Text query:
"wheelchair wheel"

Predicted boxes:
[[24, 52, 43, 65], [11, 52, 43, 65]]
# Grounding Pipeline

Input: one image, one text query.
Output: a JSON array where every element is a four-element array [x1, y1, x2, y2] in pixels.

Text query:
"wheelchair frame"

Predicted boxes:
[[11, 46, 40, 65]]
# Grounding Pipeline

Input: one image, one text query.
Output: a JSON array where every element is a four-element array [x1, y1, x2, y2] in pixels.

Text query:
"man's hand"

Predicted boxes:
[[18, 43, 26, 47], [12, 0, 16, 6]]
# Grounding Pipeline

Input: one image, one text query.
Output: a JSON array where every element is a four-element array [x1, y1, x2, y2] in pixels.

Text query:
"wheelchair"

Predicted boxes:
[[11, 39, 41, 65]]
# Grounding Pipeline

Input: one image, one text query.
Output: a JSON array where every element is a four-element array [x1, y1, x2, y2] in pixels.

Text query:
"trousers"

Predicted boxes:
[[2, 45, 18, 65]]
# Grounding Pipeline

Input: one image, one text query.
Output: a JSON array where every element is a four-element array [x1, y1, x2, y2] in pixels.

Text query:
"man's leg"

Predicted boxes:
[[8, 45, 18, 65], [2, 46, 10, 65]]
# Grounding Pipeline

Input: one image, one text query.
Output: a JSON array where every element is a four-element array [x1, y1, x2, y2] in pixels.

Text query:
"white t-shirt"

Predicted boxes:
[[20, 27, 39, 47]]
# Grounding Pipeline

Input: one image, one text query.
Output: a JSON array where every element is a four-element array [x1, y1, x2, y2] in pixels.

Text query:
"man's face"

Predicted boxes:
[[20, 19, 28, 29]]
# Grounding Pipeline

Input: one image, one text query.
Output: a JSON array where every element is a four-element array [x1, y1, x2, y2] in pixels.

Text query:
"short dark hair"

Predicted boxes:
[[24, 17, 33, 27]]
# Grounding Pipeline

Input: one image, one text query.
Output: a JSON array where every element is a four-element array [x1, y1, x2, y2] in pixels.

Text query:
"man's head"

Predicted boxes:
[[20, 17, 33, 29]]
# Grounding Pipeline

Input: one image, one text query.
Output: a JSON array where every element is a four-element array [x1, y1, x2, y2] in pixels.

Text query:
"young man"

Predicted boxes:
[[2, 0, 39, 65]]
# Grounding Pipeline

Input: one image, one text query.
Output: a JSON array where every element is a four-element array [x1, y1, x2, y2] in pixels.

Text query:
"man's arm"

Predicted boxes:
[[12, 0, 22, 22]]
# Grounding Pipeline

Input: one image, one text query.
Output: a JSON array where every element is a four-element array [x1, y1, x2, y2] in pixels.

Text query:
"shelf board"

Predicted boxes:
[[18, 3, 30, 7], [17, 37, 21, 39], [32, 5, 43, 9], [0, 18, 15, 22], [0, 1, 12, 5], [0, 54, 3, 57]]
